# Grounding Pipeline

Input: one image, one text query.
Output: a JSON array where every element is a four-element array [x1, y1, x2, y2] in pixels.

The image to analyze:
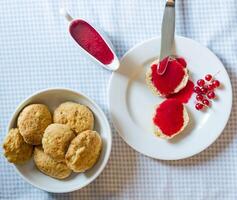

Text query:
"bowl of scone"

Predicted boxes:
[[2, 88, 112, 193]]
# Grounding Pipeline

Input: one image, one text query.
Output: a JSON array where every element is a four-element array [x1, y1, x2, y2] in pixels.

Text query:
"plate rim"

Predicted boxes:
[[109, 36, 233, 160]]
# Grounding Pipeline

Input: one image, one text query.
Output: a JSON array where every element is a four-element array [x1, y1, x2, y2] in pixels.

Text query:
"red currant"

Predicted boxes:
[[207, 91, 216, 99], [207, 84, 214, 91], [205, 74, 212, 81], [200, 87, 208, 94], [197, 79, 205, 87], [195, 103, 204, 110], [194, 86, 201, 94], [202, 99, 210, 106], [196, 94, 204, 101], [212, 80, 220, 88]]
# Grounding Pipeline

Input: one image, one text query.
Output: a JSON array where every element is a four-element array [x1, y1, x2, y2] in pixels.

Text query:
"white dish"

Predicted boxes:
[[109, 36, 232, 160], [60, 9, 120, 71], [7, 88, 112, 193]]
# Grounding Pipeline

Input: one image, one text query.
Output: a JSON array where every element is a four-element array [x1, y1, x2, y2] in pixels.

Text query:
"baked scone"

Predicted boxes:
[[42, 123, 75, 161], [146, 58, 189, 97], [17, 104, 52, 145], [153, 99, 189, 139], [65, 130, 102, 172], [33, 146, 72, 179], [3, 128, 33, 164], [53, 102, 94, 135]]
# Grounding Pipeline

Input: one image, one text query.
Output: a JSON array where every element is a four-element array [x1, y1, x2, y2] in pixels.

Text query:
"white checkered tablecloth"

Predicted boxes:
[[1, 0, 237, 199]]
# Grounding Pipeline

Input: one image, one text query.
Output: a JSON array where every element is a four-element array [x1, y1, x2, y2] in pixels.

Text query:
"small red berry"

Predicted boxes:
[[195, 103, 204, 110], [196, 94, 204, 101], [212, 80, 220, 88], [207, 91, 216, 99], [200, 87, 208, 94], [207, 84, 214, 91], [202, 99, 210, 106], [194, 86, 201, 94], [197, 79, 205, 87], [205, 74, 212, 81]]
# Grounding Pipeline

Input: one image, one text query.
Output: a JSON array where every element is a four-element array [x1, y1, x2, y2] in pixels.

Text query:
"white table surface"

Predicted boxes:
[[0, 0, 237, 199]]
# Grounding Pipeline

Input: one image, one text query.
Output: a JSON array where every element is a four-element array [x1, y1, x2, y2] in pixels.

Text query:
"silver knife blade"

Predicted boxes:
[[159, 0, 175, 61]]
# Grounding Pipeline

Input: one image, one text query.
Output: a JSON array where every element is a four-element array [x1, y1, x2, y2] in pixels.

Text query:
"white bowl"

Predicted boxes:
[[7, 88, 112, 193]]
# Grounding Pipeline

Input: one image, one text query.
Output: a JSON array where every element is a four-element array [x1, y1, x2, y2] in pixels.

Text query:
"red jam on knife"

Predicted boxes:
[[69, 20, 114, 65]]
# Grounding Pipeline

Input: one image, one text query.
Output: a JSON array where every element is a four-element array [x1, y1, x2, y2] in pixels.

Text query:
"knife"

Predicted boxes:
[[157, 0, 175, 75]]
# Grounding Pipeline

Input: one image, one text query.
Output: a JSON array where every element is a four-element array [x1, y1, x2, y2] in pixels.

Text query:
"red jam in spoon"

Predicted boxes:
[[69, 20, 114, 65], [153, 99, 185, 137]]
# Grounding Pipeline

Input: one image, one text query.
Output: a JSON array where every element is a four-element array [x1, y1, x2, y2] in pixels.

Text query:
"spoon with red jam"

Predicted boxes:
[[60, 9, 119, 71]]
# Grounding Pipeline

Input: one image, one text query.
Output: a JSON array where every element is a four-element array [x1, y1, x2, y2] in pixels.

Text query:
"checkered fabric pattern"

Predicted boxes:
[[1, 0, 237, 199]]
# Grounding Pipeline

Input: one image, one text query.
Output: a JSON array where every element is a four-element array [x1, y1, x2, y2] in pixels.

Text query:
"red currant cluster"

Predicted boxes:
[[194, 74, 220, 110]]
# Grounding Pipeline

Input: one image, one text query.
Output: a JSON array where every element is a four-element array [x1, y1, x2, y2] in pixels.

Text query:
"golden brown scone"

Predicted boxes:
[[42, 123, 75, 162], [3, 128, 33, 164], [17, 104, 52, 145], [33, 146, 72, 179], [65, 130, 102, 172], [154, 105, 189, 139], [53, 102, 94, 135]]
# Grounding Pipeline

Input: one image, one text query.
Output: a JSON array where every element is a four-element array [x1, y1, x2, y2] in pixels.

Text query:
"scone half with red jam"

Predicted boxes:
[[146, 58, 189, 97], [153, 99, 189, 139]]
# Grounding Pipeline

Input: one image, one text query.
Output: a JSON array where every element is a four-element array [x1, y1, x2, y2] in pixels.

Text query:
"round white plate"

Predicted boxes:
[[8, 88, 112, 193], [109, 36, 232, 160]]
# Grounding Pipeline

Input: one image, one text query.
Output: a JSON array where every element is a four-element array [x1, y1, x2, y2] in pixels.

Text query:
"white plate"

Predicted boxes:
[[109, 36, 232, 160], [8, 88, 112, 193]]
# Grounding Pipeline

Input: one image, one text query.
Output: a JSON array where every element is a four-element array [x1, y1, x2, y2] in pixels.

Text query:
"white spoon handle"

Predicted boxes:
[[59, 8, 73, 22]]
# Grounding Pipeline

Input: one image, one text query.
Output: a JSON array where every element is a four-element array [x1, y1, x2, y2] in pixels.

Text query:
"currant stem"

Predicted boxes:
[[212, 70, 221, 80], [194, 101, 209, 108]]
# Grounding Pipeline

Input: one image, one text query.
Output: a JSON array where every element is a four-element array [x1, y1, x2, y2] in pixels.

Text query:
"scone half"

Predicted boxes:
[[146, 59, 189, 97], [153, 99, 189, 139]]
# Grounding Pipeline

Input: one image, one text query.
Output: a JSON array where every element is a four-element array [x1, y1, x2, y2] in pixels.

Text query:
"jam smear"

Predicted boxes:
[[167, 80, 194, 103], [151, 59, 185, 96], [153, 99, 184, 137], [176, 57, 187, 68], [69, 20, 114, 65]]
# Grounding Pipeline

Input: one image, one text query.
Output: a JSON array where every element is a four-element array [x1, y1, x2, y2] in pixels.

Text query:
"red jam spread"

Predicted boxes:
[[69, 19, 114, 65], [167, 80, 194, 103], [176, 57, 187, 68], [151, 59, 185, 96], [153, 99, 184, 137]]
